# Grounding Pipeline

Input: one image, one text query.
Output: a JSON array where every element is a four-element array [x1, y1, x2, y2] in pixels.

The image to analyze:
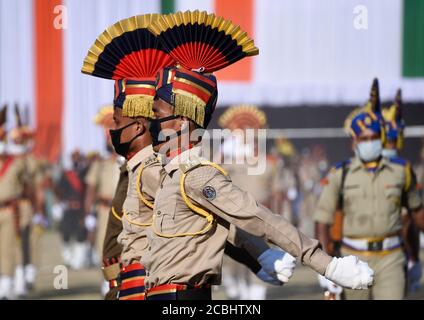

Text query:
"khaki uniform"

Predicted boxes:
[[414, 162, 424, 205], [314, 156, 422, 299], [118, 145, 160, 267], [144, 146, 332, 290], [271, 158, 297, 222], [16, 153, 44, 267], [0, 156, 26, 277], [299, 160, 321, 237], [102, 163, 128, 300], [85, 157, 120, 258]]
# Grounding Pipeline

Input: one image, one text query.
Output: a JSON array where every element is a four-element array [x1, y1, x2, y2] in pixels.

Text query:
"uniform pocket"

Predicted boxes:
[[384, 187, 402, 209], [155, 195, 177, 234], [343, 185, 363, 204]]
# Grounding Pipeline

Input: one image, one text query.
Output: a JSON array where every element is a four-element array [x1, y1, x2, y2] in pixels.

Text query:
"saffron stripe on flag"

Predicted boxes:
[[214, 0, 254, 82], [34, 0, 64, 162]]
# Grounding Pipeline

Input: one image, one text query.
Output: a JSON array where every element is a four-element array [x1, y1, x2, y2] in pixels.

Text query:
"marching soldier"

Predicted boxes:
[[218, 105, 277, 300], [142, 11, 374, 300], [82, 13, 296, 300], [382, 89, 422, 293], [55, 150, 88, 270], [271, 138, 299, 224], [8, 104, 46, 296], [298, 148, 322, 237], [84, 106, 120, 294], [0, 104, 26, 299], [314, 79, 424, 299]]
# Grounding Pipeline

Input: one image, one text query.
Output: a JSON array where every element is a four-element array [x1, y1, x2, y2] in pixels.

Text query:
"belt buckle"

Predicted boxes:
[[368, 240, 383, 251]]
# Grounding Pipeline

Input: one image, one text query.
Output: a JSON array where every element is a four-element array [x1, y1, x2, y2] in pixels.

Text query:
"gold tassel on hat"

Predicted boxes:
[[122, 95, 154, 118], [174, 91, 206, 127]]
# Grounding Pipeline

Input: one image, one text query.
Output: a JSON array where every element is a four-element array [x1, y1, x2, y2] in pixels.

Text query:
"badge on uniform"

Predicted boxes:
[[202, 186, 216, 200]]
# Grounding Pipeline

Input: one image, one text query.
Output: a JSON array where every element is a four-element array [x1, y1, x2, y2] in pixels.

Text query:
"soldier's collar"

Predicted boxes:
[[163, 145, 203, 175], [126, 144, 154, 171], [352, 156, 388, 172]]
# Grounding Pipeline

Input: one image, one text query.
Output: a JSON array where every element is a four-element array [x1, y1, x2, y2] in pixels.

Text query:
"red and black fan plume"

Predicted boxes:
[[82, 14, 175, 79], [14, 103, 23, 128], [0, 104, 7, 127], [148, 10, 259, 73]]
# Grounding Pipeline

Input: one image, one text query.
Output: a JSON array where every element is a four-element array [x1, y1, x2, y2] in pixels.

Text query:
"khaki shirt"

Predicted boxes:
[[20, 153, 44, 189], [414, 162, 424, 204], [85, 157, 120, 200], [102, 162, 128, 260], [271, 159, 296, 194], [0, 156, 26, 202], [118, 145, 161, 266], [143, 146, 332, 289], [314, 156, 422, 238]]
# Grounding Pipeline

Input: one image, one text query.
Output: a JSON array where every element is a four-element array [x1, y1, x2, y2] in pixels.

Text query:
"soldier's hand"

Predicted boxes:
[[32, 213, 48, 228], [255, 268, 283, 285], [258, 248, 296, 283], [408, 260, 422, 293], [317, 275, 343, 294], [324, 255, 374, 290], [84, 214, 97, 232]]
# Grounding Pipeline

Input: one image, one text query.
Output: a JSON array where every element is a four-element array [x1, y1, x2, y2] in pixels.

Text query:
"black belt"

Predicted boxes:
[[146, 284, 212, 301]]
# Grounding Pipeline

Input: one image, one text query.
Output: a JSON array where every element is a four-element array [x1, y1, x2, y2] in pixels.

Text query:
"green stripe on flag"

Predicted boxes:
[[161, 0, 175, 14], [403, 0, 424, 77]]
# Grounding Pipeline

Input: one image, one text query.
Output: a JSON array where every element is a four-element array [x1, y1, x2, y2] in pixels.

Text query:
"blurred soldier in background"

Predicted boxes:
[[415, 140, 424, 253], [56, 150, 88, 270], [8, 105, 47, 297], [271, 138, 299, 225], [0, 104, 26, 299], [218, 105, 286, 300], [84, 106, 120, 295], [382, 89, 422, 294], [298, 147, 322, 237], [314, 79, 424, 300]]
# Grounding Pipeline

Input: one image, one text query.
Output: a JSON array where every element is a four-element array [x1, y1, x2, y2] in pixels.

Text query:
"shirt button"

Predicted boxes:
[[148, 246, 151, 251], [157, 210, 161, 216]]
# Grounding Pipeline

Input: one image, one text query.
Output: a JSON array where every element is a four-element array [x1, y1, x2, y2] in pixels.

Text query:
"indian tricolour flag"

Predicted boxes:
[[0, 0, 423, 162]]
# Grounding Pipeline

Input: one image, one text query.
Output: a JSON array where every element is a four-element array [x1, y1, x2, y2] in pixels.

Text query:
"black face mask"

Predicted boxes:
[[149, 115, 179, 147], [109, 121, 145, 157]]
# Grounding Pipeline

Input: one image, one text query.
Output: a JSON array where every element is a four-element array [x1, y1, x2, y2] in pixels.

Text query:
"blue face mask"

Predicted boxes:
[[382, 148, 398, 159], [356, 140, 382, 162]]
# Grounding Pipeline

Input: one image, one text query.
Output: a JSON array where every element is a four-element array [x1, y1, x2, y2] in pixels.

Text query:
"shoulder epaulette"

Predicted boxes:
[[388, 157, 408, 167], [330, 159, 351, 172], [179, 155, 206, 173], [142, 154, 160, 167]]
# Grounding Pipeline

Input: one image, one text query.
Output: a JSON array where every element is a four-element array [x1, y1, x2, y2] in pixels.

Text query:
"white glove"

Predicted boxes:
[[258, 248, 296, 283], [84, 214, 97, 232], [318, 274, 328, 289], [408, 260, 422, 293], [317, 275, 343, 294], [256, 268, 283, 285], [32, 213, 48, 228], [52, 202, 65, 222], [324, 255, 374, 289]]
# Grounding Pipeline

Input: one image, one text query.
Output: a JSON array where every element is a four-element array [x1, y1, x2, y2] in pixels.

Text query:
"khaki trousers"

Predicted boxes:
[[0, 207, 17, 276], [96, 205, 110, 260], [16, 199, 33, 266], [341, 247, 406, 300]]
